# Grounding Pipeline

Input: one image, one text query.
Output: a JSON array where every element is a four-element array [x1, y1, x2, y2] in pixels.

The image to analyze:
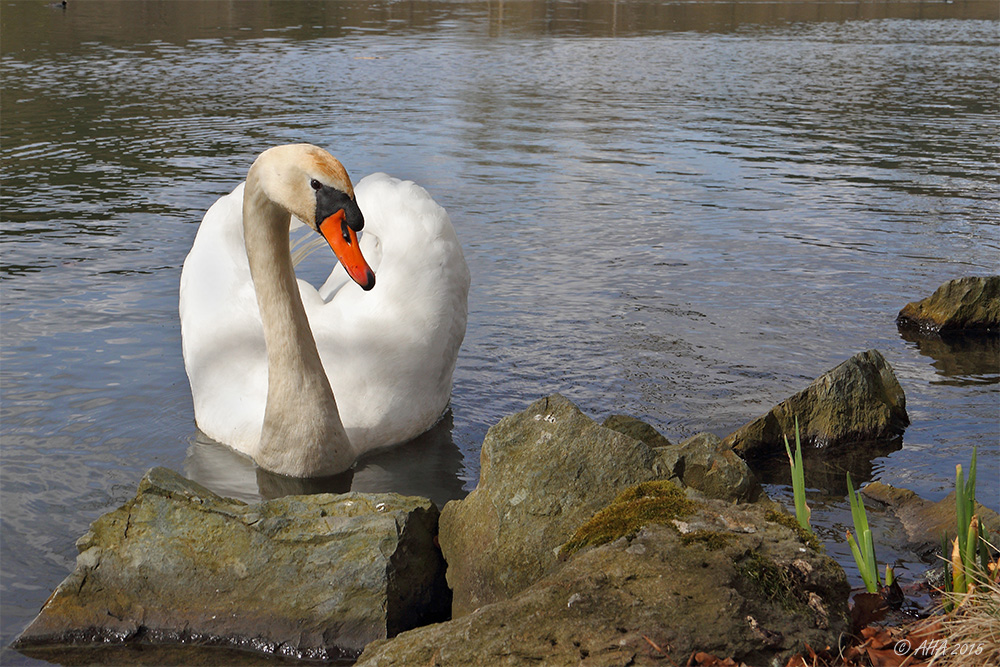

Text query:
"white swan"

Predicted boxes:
[[179, 144, 470, 478]]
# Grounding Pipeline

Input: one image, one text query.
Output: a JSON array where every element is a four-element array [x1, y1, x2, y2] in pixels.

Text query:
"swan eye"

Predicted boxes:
[[310, 179, 322, 191]]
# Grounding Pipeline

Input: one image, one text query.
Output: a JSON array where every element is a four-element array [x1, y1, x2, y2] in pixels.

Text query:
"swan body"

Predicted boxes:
[[179, 145, 470, 477]]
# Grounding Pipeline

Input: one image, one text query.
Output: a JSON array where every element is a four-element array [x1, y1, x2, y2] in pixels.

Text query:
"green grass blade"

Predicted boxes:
[[963, 516, 979, 589], [862, 527, 879, 588], [846, 472, 881, 590], [847, 473, 863, 537]]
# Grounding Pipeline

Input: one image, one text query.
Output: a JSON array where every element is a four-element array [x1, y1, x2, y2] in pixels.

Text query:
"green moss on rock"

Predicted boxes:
[[765, 509, 821, 551], [680, 530, 735, 551], [561, 480, 694, 555]]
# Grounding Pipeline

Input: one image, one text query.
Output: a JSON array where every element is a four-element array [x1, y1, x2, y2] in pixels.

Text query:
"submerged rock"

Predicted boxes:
[[359, 484, 849, 667], [896, 276, 1000, 335], [722, 349, 909, 460], [13, 467, 449, 661], [438, 394, 671, 617], [861, 481, 1000, 560]]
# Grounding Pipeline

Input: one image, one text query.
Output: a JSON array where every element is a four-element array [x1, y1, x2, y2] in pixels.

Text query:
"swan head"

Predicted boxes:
[[250, 144, 375, 291]]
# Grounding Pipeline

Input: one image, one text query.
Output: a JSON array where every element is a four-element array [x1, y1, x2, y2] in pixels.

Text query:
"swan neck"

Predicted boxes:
[[242, 171, 353, 476]]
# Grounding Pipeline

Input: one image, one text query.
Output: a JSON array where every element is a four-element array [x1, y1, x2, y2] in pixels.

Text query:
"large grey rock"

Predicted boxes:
[[359, 489, 849, 667], [722, 349, 909, 459], [896, 276, 1000, 335], [13, 467, 449, 661], [439, 394, 671, 617]]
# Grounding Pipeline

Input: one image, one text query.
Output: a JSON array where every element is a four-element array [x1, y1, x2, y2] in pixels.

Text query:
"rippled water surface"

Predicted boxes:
[[2, 0, 998, 662]]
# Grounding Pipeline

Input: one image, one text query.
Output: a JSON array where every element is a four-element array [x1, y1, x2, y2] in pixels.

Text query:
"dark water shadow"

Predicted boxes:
[[751, 436, 904, 495], [899, 329, 999, 386], [184, 411, 467, 508]]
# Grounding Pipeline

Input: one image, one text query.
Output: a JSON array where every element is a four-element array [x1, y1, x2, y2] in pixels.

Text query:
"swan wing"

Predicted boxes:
[[179, 182, 268, 454]]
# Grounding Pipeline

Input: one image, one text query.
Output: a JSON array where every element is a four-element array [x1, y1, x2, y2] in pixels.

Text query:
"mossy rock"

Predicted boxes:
[[14, 467, 450, 661], [359, 498, 850, 667], [439, 394, 672, 617], [897, 276, 1000, 335], [561, 480, 695, 555]]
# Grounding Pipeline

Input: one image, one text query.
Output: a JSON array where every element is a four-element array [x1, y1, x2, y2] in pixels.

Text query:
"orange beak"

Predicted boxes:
[[319, 210, 375, 291]]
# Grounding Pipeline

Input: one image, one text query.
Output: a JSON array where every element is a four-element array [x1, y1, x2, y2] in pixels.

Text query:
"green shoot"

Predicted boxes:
[[846, 530, 877, 593], [949, 448, 981, 596], [847, 472, 880, 593], [783, 417, 811, 533]]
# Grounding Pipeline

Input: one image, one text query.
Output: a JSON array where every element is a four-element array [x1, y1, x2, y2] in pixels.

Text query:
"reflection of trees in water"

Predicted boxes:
[[186, 410, 467, 508], [899, 330, 999, 386], [7, 0, 998, 56]]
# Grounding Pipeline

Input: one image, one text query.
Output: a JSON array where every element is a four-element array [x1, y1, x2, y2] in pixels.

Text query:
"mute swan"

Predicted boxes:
[[179, 144, 470, 478]]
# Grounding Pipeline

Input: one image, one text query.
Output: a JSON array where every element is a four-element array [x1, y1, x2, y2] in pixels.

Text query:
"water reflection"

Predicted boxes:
[[898, 330, 1000, 386], [754, 436, 904, 494], [185, 412, 467, 508], [5, 0, 997, 55]]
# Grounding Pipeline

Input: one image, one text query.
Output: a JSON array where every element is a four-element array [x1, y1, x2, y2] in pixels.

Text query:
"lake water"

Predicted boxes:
[[2, 0, 998, 663]]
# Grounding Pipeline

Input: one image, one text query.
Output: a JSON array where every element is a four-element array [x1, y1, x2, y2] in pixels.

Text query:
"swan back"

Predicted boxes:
[[310, 173, 470, 453]]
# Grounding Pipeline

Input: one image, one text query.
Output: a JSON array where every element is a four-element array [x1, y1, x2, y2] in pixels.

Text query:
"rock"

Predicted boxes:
[[861, 481, 1000, 560], [13, 467, 450, 661], [671, 432, 761, 503], [602, 414, 673, 448], [358, 486, 849, 667], [438, 394, 671, 617], [722, 349, 909, 460], [896, 276, 1000, 335], [602, 417, 761, 503]]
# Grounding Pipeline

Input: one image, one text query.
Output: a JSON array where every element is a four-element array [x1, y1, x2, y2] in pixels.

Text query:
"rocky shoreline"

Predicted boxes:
[[12, 276, 999, 665]]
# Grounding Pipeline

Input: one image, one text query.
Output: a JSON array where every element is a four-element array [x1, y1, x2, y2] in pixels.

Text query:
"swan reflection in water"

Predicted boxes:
[[184, 410, 469, 509]]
